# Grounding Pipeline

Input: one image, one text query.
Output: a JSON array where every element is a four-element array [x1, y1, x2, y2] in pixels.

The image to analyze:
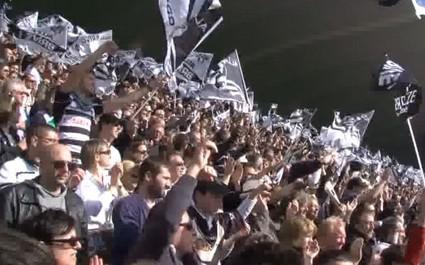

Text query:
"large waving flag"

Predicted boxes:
[[198, 50, 248, 104], [411, 0, 425, 19], [318, 111, 375, 150], [175, 51, 213, 83], [158, 0, 223, 75]]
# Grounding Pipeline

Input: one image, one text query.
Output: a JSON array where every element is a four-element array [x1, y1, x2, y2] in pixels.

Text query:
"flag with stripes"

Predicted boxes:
[[198, 50, 248, 104], [372, 56, 412, 91], [158, 0, 223, 75], [93, 55, 118, 97], [176, 51, 213, 83], [318, 110, 375, 150]]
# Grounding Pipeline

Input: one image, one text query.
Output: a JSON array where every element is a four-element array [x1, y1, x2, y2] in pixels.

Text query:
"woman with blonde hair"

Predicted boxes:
[[120, 160, 138, 194], [279, 216, 319, 264]]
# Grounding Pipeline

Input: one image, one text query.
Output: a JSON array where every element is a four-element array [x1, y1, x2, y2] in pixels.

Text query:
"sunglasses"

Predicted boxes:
[[98, 150, 111, 155], [179, 222, 193, 231], [48, 237, 82, 247], [52, 160, 78, 171]]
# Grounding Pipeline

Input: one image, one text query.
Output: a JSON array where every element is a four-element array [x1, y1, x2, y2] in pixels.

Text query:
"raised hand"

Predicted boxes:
[[223, 157, 236, 178], [304, 239, 320, 262], [89, 255, 104, 265], [349, 238, 364, 265], [286, 200, 300, 220]]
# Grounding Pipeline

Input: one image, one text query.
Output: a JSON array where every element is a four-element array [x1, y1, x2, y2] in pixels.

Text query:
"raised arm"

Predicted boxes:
[[61, 41, 118, 93]]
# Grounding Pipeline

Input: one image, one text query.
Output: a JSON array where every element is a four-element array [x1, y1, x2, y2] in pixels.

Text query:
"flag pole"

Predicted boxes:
[[406, 117, 425, 185]]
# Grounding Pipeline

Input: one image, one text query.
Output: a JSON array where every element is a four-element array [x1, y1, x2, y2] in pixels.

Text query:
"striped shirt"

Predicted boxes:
[[54, 90, 103, 162]]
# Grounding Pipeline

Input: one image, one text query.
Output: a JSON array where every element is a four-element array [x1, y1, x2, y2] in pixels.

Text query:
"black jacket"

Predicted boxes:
[[0, 178, 89, 243]]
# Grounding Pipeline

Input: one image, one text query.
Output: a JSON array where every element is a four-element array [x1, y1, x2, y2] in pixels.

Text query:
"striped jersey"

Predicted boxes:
[[53, 90, 103, 162]]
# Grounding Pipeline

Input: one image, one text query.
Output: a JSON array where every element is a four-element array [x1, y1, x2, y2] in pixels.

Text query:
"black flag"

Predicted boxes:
[[393, 83, 422, 119], [372, 56, 412, 91]]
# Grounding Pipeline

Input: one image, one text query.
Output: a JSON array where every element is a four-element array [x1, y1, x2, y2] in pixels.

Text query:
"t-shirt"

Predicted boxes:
[[54, 90, 103, 162]]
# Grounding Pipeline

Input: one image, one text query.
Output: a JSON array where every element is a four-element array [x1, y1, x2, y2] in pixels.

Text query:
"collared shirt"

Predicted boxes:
[[75, 170, 115, 230]]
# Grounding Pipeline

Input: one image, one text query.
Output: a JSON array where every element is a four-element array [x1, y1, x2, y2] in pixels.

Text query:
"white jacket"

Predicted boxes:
[[0, 156, 39, 186]]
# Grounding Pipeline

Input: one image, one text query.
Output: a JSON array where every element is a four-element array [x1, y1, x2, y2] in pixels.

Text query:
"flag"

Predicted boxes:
[[198, 50, 248, 104], [16, 12, 38, 30], [393, 83, 422, 119], [175, 51, 213, 83], [0, 2, 11, 36], [318, 110, 375, 150], [158, 0, 223, 74], [372, 56, 412, 91], [213, 109, 230, 128], [109, 49, 139, 81], [93, 55, 117, 97], [411, 0, 425, 19], [131, 57, 164, 81], [281, 108, 317, 140], [10, 23, 67, 55], [37, 14, 73, 32]]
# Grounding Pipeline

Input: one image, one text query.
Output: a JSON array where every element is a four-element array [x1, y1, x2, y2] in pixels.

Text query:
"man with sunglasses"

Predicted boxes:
[[0, 144, 88, 257], [0, 125, 58, 187]]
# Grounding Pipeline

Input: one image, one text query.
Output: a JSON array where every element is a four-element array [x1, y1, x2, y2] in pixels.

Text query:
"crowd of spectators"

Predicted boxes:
[[0, 12, 424, 265]]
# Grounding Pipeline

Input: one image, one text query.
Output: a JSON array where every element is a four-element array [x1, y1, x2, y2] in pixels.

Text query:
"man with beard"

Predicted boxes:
[[0, 144, 88, 250], [111, 158, 171, 265], [345, 203, 376, 265]]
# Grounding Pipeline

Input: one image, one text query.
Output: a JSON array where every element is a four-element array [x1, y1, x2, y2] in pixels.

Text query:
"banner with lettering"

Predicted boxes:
[[394, 83, 422, 119]]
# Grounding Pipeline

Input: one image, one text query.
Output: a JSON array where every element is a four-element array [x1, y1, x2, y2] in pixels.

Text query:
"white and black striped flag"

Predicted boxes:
[[285, 108, 317, 140], [198, 50, 248, 104], [175, 51, 213, 83], [372, 56, 412, 91], [158, 0, 223, 75], [318, 111, 375, 150]]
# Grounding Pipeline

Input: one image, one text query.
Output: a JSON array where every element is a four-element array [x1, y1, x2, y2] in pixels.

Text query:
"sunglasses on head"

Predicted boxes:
[[47, 237, 81, 247], [98, 149, 111, 155], [52, 160, 78, 171]]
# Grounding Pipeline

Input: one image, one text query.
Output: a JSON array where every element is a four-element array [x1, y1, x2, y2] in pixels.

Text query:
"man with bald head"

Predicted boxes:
[[0, 144, 88, 244]]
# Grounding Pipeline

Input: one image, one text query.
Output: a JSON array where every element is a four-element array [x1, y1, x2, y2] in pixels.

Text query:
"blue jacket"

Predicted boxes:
[[112, 193, 151, 265]]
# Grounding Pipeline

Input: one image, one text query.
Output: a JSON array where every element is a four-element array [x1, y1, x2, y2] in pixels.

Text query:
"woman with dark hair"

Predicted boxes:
[[0, 225, 55, 265], [21, 209, 82, 265]]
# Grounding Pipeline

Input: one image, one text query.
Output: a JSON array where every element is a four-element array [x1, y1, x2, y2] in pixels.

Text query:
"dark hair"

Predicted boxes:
[[0, 225, 55, 265], [227, 242, 303, 265], [21, 209, 76, 244], [314, 250, 353, 265], [26, 124, 57, 145], [350, 203, 375, 227], [173, 133, 189, 152], [138, 157, 167, 183], [381, 245, 404, 265], [166, 150, 183, 162]]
